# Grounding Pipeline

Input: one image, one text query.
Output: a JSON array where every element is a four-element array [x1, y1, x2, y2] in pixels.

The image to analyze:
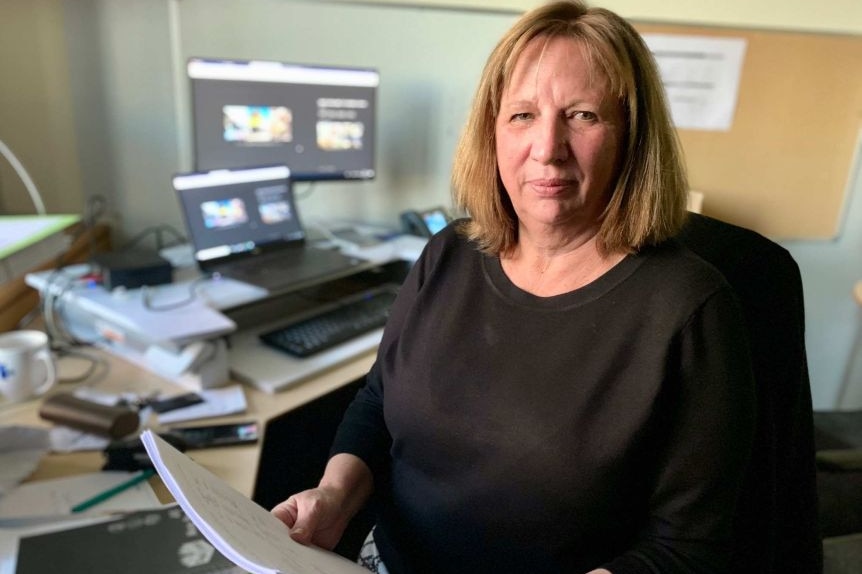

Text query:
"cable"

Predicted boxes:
[[38, 264, 107, 349], [53, 346, 109, 384], [294, 182, 316, 201], [37, 266, 112, 385], [307, 220, 341, 243], [80, 194, 109, 261], [142, 276, 208, 311], [40, 266, 84, 347], [15, 193, 109, 332], [0, 138, 46, 214], [120, 224, 187, 252], [13, 193, 114, 385]]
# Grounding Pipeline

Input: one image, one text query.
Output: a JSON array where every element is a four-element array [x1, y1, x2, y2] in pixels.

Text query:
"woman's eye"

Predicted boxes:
[[571, 111, 597, 122], [510, 112, 533, 122]]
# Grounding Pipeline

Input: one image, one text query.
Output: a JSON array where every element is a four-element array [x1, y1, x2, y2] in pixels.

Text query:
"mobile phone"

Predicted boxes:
[[166, 421, 259, 449], [149, 392, 204, 414]]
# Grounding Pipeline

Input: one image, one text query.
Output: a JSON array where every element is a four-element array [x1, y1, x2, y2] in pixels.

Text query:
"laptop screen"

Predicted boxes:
[[173, 165, 304, 270]]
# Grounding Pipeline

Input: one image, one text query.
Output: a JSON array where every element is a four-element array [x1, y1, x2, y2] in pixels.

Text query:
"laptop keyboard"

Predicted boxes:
[[259, 286, 399, 357]]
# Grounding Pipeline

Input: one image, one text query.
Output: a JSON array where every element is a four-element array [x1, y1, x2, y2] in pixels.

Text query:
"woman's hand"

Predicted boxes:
[[271, 453, 373, 550], [272, 485, 354, 550]]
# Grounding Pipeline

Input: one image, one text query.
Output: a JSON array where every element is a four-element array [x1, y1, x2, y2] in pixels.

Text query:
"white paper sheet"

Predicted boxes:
[[0, 427, 50, 497], [141, 431, 367, 574], [0, 216, 77, 258], [0, 471, 160, 518], [48, 426, 110, 453], [643, 34, 747, 131]]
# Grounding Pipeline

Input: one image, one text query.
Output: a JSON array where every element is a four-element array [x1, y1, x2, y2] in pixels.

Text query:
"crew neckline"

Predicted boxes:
[[482, 247, 648, 310]]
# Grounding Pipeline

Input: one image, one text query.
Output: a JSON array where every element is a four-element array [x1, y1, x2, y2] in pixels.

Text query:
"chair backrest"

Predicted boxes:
[[678, 213, 823, 573], [253, 376, 374, 559]]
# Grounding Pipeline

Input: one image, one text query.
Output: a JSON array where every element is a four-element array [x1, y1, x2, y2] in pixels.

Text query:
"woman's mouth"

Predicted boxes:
[[529, 178, 576, 196]]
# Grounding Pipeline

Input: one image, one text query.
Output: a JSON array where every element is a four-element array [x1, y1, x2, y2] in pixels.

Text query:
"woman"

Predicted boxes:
[[272, 2, 756, 573]]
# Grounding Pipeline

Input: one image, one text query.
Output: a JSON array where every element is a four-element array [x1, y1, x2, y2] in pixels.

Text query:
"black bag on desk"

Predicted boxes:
[[15, 505, 243, 574]]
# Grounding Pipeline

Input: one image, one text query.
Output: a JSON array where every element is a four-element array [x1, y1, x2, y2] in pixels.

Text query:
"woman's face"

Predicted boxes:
[[495, 35, 624, 237]]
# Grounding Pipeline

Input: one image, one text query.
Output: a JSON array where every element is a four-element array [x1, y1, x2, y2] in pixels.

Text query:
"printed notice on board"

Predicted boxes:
[[643, 34, 747, 131]]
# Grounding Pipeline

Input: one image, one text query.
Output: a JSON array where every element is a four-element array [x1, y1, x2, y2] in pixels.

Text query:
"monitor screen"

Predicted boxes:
[[188, 58, 379, 181], [172, 165, 303, 266]]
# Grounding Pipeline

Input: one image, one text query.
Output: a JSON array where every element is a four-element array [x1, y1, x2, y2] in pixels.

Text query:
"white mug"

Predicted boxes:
[[0, 330, 57, 403]]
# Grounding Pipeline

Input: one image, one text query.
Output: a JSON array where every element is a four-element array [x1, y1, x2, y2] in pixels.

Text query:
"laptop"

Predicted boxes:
[[173, 165, 363, 294]]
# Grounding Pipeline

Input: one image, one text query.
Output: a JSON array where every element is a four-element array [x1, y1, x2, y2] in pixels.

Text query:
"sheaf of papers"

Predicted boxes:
[[157, 384, 247, 424], [643, 34, 747, 131], [0, 469, 161, 574], [0, 427, 50, 497], [337, 234, 427, 265], [0, 215, 77, 258], [0, 471, 160, 519], [141, 431, 367, 574], [48, 426, 110, 453]]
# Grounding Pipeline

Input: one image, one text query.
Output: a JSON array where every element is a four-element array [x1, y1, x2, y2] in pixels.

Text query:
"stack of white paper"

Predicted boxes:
[[140, 430, 367, 574]]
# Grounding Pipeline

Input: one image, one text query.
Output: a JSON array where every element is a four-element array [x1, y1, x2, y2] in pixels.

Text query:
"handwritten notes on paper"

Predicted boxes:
[[140, 431, 367, 574], [0, 471, 160, 518]]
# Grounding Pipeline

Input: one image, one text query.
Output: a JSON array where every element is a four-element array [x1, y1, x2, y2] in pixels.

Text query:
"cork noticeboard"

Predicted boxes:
[[634, 22, 862, 240]]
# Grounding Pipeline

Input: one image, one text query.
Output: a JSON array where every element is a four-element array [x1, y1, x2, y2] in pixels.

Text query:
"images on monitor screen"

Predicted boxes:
[[188, 57, 379, 182]]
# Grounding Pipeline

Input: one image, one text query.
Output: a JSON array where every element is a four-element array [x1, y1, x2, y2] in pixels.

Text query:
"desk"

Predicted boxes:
[[0, 343, 376, 498], [6, 236, 421, 496]]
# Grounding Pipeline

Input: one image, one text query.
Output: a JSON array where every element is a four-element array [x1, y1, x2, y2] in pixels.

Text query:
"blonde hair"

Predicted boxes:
[[451, 0, 688, 255]]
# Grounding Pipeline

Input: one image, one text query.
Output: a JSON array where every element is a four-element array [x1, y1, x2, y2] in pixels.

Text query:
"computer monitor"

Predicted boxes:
[[188, 57, 379, 182]]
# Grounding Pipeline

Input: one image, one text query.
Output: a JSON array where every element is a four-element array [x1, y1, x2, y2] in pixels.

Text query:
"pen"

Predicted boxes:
[[70, 469, 156, 513]]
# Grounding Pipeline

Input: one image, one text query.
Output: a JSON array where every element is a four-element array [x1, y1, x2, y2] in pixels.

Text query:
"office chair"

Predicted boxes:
[[253, 377, 375, 559], [678, 213, 823, 573], [812, 282, 862, 571]]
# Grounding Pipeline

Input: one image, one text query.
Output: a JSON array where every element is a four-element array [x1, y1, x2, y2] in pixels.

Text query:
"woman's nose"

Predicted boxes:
[[531, 117, 568, 164]]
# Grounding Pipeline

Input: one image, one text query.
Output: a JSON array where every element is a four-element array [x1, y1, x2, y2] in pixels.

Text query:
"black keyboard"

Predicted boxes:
[[259, 286, 399, 358]]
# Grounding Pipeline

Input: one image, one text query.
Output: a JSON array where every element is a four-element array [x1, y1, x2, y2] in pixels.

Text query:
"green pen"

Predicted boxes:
[[70, 469, 156, 513]]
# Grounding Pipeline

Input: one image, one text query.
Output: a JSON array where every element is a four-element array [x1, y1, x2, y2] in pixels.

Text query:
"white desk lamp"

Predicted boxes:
[[0, 138, 46, 214]]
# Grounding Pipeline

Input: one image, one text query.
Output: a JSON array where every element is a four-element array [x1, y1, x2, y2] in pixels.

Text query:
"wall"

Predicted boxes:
[[6, 0, 862, 409], [61, 0, 180, 238], [330, 0, 862, 34], [786, 152, 862, 408], [0, 0, 83, 215], [175, 0, 520, 227]]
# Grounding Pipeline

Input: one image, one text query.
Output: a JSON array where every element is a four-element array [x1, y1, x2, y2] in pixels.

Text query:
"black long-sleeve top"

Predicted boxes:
[[331, 222, 756, 574]]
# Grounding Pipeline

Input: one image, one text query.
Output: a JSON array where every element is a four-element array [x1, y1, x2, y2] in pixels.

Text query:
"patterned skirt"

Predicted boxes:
[[357, 528, 390, 574]]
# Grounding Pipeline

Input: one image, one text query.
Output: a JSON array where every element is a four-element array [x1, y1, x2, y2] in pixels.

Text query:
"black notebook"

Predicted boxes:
[[15, 505, 243, 574]]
